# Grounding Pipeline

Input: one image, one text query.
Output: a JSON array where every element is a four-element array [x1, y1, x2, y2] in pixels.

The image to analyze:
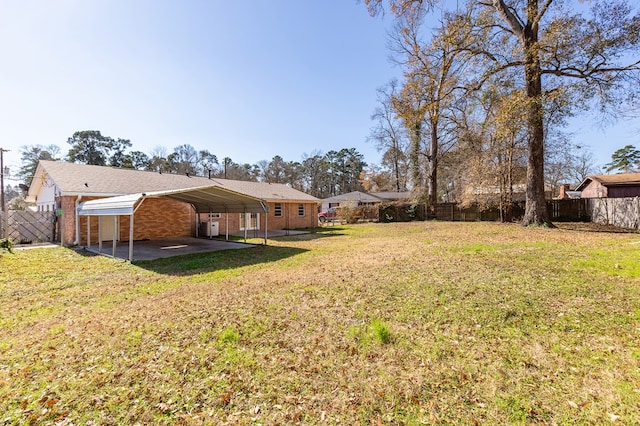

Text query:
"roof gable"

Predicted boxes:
[[576, 173, 640, 191]]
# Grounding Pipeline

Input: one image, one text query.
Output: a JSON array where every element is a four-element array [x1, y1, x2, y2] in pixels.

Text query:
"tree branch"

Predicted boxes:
[[492, 0, 524, 39], [533, 0, 554, 31]]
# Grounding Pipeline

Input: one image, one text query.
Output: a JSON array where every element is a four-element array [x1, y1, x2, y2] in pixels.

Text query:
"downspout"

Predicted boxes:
[[74, 195, 82, 246]]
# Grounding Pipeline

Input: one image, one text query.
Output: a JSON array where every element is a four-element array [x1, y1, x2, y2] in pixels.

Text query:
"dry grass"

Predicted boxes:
[[1, 221, 639, 425]]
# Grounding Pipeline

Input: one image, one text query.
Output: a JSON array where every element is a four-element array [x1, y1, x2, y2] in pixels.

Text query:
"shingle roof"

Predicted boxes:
[[576, 173, 640, 191], [371, 191, 411, 201], [30, 161, 319, 203], [321, 191, 384, 203]]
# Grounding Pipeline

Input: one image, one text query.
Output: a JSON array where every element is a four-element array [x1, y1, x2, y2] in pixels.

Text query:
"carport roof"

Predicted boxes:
[[77, 185, 267, 216]]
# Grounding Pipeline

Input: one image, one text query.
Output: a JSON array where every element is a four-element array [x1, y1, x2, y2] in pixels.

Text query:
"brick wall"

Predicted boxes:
[[60, 196, 79, 245], [64, 196, 196, 245], [198, 201, 318, 234], [123, 198, 195, 241]]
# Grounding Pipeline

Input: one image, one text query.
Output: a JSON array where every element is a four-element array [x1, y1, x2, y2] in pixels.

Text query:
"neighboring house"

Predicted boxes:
[[319, 191, 410, 212], [27, 161, 319, 246], [557, 184, 582, 200], [576, 173, 640, 198]]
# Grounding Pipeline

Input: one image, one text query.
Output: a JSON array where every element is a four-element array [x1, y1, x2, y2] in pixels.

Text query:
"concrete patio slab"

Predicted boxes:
[[84, 237, 255, 261]]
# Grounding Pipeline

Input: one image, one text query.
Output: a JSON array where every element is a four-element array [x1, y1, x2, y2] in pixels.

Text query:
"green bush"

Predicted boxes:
[[0, 239, 13, 254]]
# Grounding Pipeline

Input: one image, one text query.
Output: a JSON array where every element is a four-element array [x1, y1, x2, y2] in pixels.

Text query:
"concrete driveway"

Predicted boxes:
[[85, 237, 255, 261]]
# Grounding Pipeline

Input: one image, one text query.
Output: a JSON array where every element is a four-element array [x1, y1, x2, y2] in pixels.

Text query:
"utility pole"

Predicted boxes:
[[0, 148, 9, 239]]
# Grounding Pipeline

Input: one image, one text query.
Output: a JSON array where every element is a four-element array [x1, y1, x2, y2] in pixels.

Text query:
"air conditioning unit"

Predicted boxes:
[[201, 221, 219, 237]]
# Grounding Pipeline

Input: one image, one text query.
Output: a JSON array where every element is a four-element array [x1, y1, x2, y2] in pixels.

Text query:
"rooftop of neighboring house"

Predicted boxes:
[[576, 172, 640, 191], [27, 160, 319, 203], [321, 190, 411, 204], [370, 191, 411, 201]]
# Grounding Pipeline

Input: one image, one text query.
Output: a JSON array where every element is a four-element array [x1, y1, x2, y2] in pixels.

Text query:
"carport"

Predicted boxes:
[[76, 185, 269, 261]]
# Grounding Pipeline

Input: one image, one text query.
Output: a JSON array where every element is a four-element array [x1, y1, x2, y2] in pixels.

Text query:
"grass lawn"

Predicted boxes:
[[1, 221, 639, 425]]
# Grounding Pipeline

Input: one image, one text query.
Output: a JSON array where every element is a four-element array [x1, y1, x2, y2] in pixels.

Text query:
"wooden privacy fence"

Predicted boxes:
[[378, 204, 427, 222], [380, 199, 590, 223], [548, 199, 589, 222], [0, 210, 57, 244], [587, 197, 640, 230]]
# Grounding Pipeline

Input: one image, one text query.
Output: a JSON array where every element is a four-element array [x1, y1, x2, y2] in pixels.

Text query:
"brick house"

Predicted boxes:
[[576, 173, 640, 198], [27, 161, 319, 247]]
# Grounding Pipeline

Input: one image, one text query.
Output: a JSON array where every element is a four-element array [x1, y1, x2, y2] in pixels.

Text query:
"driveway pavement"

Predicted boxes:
[[14, 229, 310, 261], [85, 237, 255, 261]]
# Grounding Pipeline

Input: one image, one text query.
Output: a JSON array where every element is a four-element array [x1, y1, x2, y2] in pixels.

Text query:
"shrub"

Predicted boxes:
[[337, 205, 363, 224], [0, 239, 13, 254]]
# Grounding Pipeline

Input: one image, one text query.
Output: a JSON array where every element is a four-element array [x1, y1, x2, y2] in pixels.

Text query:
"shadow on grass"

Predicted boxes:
[[555, 222, 639, 234], [133, 244, 309, 276], [270, 227, 348, 241], [226, 227, 347, 243]]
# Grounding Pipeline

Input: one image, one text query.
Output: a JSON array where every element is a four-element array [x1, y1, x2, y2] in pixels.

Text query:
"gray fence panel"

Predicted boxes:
[[587, 197, 640, 230], [1, 210, 57, 243]]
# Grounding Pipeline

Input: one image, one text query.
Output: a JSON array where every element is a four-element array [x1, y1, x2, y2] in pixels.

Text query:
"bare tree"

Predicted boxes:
[[368, 80, 408, 192], [366, 0, 640, 225]]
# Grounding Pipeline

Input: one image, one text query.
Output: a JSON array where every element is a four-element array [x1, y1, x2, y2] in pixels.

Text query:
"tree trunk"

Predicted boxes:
[[506, 137, 514, 222], [520, 22, 552, 227], [409, 123, 424, 202], [393, 146, 401, 192], [428, 123, 438, 215]]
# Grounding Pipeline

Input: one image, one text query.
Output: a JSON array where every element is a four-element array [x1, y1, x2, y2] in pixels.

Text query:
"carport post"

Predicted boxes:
[[98, 216, 102, 254], [264, 211, 268, 245], [225, 208, 229, 240], [209, 209, 213, 240], [243, 209, 247, 243], [112, 215, 117, 258], [87, 216, 91, 248], [129, 214, 134, 261]]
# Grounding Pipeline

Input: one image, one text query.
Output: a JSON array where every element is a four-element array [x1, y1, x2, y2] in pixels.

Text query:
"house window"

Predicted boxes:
[[240, 213, 259, 231], [274, 203, 282, 217], [298, 204, 305, 216]]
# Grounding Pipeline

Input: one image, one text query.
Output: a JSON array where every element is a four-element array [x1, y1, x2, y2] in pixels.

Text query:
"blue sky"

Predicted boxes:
[[0, 0, 638, 183]]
